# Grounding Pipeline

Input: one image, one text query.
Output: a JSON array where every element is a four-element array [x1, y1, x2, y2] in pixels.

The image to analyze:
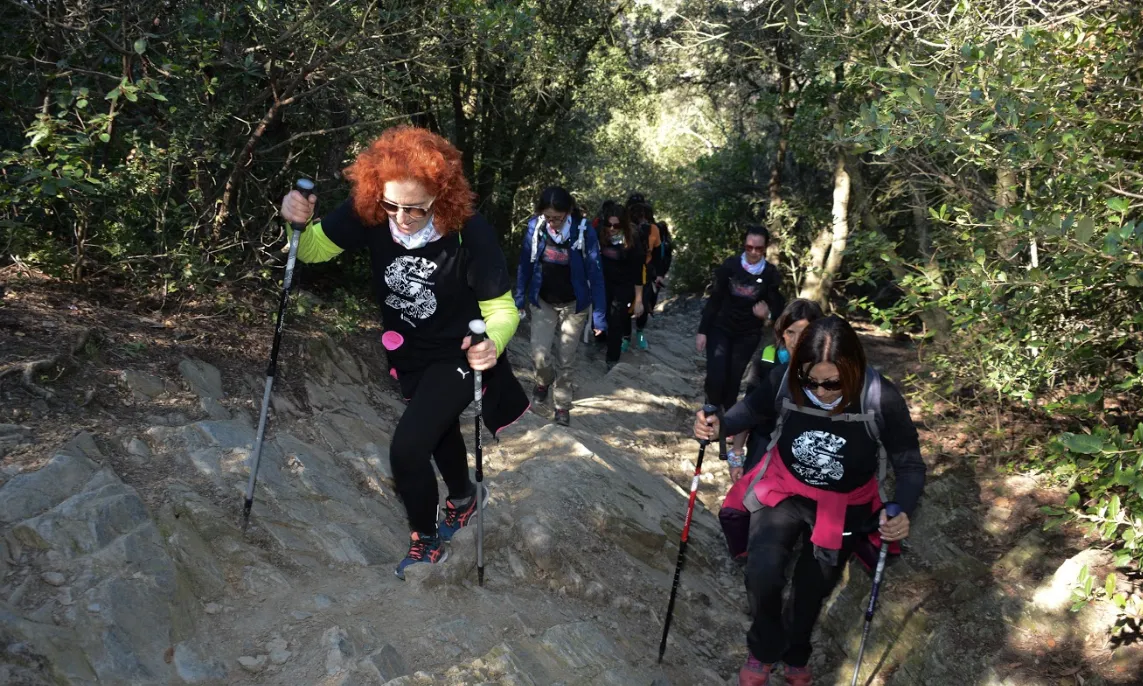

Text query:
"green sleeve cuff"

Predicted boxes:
[[297, 221, 344, 263], [478, 291, 519, 356]]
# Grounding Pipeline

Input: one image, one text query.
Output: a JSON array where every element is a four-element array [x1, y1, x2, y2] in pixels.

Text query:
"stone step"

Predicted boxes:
[[379, 622, 655, 686]]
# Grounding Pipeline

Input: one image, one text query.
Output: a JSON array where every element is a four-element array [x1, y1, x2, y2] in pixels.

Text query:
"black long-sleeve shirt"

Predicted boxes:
[[698, 256, 785, 337], [724, 364, 927, 515]]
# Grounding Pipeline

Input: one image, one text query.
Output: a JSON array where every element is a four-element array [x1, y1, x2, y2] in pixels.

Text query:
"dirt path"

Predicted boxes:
[[2, 278, 1139, 685]]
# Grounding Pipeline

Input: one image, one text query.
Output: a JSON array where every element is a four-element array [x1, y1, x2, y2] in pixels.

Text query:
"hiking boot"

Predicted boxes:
[[438, 487, 490, 542], [620, 337, 630, 353], [784, 665, 812, 686], [533, 384, 549, 404], [554, 409, 570, 426], [394, 531, 447, 580], [737, 653, 774, 686], [635, 330, 648, 350]]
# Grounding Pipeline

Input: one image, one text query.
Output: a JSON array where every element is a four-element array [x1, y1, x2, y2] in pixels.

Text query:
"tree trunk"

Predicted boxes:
[[799, 152, 850, 305]]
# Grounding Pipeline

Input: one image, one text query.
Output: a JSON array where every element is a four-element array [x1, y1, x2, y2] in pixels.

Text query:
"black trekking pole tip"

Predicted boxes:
[[241, 499, 253, 533]]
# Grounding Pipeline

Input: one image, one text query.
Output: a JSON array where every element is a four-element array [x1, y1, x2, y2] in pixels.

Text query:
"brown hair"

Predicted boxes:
[[343, 126, 475, 234], [602, 205, 635, 248], [774, 298, 825, 339], [787, 315, 867, 411]]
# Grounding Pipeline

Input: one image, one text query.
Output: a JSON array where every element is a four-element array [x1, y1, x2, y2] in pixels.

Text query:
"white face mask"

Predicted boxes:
[[741, 252, 766, 275], [389, 216, 439, 250], [805, 387, 842, 410], [545, 215, 572, 244]]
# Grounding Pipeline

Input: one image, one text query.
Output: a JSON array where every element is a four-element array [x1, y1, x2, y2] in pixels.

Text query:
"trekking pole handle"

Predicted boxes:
[[884, 502, 902, 519], [698, 403, 718, 447], [468, 319, 487, 346], [291, 178, 315, 233]]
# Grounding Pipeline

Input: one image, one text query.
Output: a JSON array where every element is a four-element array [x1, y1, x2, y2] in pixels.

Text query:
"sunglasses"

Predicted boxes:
[[607, 220, 621, 227], [801, 376, 843, 392], [744, 244, 766, 254], [379, 198, 434, 219]]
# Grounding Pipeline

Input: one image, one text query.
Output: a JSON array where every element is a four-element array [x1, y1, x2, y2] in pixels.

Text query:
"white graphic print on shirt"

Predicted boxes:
[[790, 430, 846, 486], [384, 256, 438, 326]]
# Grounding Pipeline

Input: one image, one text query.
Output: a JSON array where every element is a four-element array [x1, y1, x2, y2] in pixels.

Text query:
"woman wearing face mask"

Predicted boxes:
[[596, 203, 645, 371], [515, 187, 607, 426], [695, 316, 926, 686], [730, 298, 825, 480], [280, 126, 528, 581], [697, 225, 786, 417]]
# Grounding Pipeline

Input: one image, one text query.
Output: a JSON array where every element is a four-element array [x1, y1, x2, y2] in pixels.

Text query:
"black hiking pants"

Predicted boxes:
[[704, 327, 761, 413], [746, 496, 865, 666], [636, 281, 657, 331], [391, 360, 477, 534], [605, 286, 635, 363]]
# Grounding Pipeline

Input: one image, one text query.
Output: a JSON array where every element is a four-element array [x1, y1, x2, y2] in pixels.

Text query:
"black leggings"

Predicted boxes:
[[605, 286, 635, 362], [392, 361, 477, 533], [636, 282, 657, 330], [745, 497, 862, 666], [704, 328, 761, 413]]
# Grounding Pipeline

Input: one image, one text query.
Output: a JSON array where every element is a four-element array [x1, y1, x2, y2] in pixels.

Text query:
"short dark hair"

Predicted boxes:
[[743, 224, 771, 245], [774, 298, 825, 339], [788, 315, 867, 410], [536, 186, 575, 214]]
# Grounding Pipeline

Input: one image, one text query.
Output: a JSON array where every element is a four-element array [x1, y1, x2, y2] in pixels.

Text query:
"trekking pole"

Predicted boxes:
[[468, 319, 488, 586], [242, 178, 314, 533], [658, 403, 720, 663], [850, 501, 903, 686]]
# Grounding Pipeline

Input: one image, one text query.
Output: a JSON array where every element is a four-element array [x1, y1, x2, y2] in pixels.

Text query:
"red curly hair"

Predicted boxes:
[[344, 126, 475, 234]]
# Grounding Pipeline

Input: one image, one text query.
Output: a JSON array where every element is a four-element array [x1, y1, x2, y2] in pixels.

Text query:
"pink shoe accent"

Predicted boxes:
[[389, 368, 399, 380], [784, 665, 812, 686], [381, 331, 404, 351], [738, 653, 773, 686]]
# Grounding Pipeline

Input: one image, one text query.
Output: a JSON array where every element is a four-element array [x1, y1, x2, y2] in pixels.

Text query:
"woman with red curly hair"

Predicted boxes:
[[281, 126, 528, 580]]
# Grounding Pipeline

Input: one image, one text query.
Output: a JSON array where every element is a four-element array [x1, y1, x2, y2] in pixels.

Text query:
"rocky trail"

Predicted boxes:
[[1, 282, 1140, 685]]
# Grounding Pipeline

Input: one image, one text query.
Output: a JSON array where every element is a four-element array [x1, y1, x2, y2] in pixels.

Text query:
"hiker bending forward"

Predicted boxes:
[[281, 126, 528, 580], [694, 315, 925, 686]]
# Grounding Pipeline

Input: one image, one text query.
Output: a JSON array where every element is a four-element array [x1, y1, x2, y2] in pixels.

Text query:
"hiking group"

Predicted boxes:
[[276, 124, 926, 684]]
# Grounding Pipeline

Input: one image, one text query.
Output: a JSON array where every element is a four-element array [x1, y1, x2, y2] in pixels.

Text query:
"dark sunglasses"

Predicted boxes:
[[801, 376, 843, 392], [607, 220, 621, 227], [744, 244, 766, 254], [379, 198, 434, 219]]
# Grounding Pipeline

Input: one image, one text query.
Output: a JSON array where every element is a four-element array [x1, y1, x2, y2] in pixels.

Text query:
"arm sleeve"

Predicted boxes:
[[514, 220, 534, 310], [478, 291, 519, 356], [312, 199, 369, 251], [627, 244, 646, 286], [698, 261, 729, 335], [297, 221, 344, 263], [583, 226, 608, 330], [879, 378, 927, 515], [651, 225, 669, 276], [724, 365, 782, 436], [462, 215, 512, 301], [764, 265, 786, 323]]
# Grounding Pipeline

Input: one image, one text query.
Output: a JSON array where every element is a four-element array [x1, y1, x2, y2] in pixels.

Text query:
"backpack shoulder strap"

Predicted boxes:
[[860, 365, 888, 500], [529, 217, 542, 263], [765, 366, 793, 453]]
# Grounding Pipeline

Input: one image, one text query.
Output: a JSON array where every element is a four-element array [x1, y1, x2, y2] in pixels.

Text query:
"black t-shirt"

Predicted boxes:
[[698, 256, 786, 337], [538, 238, 576, 305], [776, 403, 879, 492], [599, 239, 644, 295], [319, 200, 511, 373]]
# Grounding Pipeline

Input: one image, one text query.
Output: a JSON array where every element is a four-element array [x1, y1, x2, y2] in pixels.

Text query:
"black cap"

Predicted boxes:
[[626, 192, 646, 207]]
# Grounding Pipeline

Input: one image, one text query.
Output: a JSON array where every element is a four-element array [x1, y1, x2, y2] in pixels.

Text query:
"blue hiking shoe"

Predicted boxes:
[[394, 531, 447, 580], [438, 487, 490, 542], [621, 337, 631, 353], [635, 330, 648, 350]]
